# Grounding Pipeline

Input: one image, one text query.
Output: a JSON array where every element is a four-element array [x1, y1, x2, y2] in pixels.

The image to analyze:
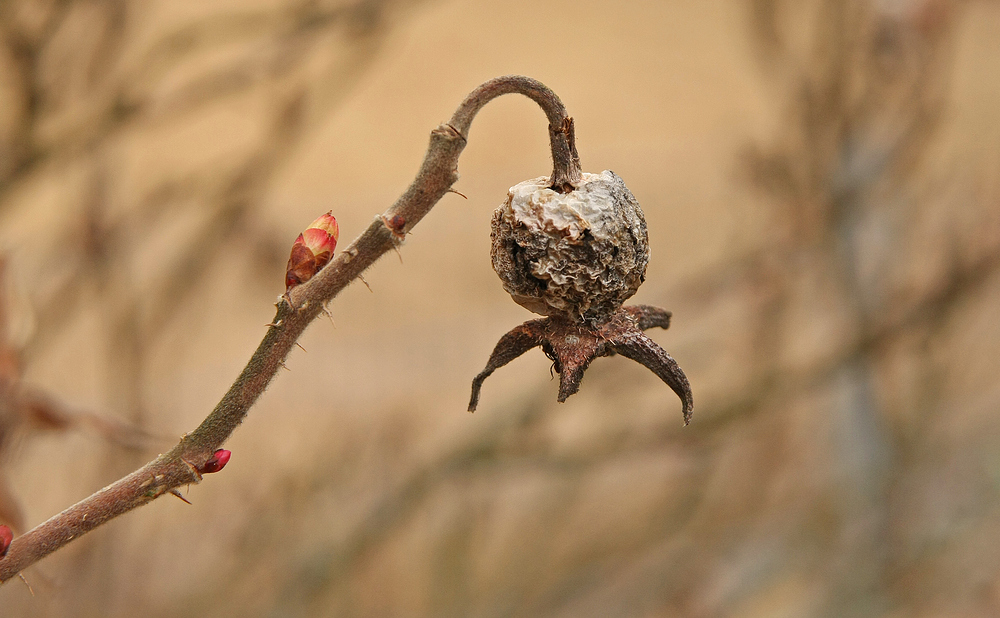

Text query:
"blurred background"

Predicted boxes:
[[0, 0, 998, 615]]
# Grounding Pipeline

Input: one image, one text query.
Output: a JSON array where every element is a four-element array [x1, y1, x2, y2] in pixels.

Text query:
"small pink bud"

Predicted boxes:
[[285, 211, 339, 290], [0, 525, 12, 558], [201, 449, 231, 474]]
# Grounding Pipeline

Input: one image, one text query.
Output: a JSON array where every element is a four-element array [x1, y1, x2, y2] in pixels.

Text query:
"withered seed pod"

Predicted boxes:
[[472, 168, 693, 424], [491, 170, 649, 323]]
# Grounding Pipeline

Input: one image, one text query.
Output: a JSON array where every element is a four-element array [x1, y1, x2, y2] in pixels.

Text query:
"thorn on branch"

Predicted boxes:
[[18, 573, 33, 596], [447, 188, 468, 199], [168, 489, 192, 505], [357, 274, 372, 293], [380, 215, 406, 262], [321, 305, 336, 327], [443, 123, 466, 142]]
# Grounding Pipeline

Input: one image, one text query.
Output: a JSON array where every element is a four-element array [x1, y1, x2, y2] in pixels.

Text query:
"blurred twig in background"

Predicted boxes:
[[0, 257, 155, 535], [0, 0, 425, 614], [667, 0, 1000, 614]]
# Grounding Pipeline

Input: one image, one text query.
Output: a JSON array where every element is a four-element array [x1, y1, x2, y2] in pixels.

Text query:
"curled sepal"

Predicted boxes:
[[468, 321, 544, 411], [0, 525, 12, 558], [285, 211, 340, 290], [610, 331, 693, 425], [200, 449, 231, 474], [469, 305, 693, 423]]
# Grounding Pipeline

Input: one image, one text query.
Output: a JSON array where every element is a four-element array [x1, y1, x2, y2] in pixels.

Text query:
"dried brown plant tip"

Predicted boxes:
[[473, 172, 693, 423]]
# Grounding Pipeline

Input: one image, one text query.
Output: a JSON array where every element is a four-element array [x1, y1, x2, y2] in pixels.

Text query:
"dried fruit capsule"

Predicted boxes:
[[474, 170, 692, 422], [491, 171, 648, 323], [285, 212, 340, 290]]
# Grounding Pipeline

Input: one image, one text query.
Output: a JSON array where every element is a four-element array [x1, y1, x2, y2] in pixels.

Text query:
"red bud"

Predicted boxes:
[[201, 449, 231, 474], [285, 212, 339, 290], [0, 525, 12, 558]]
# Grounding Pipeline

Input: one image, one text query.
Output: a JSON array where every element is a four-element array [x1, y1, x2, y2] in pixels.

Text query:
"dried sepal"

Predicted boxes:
[[469, 305, 694, 423], [285, 212, 339, 290]]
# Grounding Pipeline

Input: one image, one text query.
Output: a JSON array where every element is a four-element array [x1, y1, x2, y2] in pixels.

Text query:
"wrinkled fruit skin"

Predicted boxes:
[[491, 171, 649, 323]]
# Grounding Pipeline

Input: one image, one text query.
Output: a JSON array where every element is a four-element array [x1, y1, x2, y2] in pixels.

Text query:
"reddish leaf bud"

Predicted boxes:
[[0, 525, 12, 558], [201, 449, 231, 474], [285, 211, 340, 290]]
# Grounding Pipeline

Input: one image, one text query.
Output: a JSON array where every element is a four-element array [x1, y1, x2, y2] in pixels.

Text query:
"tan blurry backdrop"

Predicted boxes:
[[1, 0, 1000, 616]]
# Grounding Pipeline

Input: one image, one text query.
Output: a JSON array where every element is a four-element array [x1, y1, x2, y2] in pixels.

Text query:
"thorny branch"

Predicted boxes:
[[0, 75, 581, 584], [1, 3, 408, 592]]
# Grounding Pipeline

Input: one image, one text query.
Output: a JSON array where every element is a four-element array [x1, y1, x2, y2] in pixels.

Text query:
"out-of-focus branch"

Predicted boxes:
[[14, 0, 406, 369], [0, 74, 579, 584], [0, 255, 160, 534]]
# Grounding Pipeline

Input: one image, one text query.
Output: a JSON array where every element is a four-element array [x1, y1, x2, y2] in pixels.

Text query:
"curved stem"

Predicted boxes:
[[449, 75, 582, 192], [0, 75, 580, 583]]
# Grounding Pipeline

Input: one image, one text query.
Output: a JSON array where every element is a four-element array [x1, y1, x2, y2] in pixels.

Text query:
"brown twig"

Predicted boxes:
[[0, 75, 579, 583]]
